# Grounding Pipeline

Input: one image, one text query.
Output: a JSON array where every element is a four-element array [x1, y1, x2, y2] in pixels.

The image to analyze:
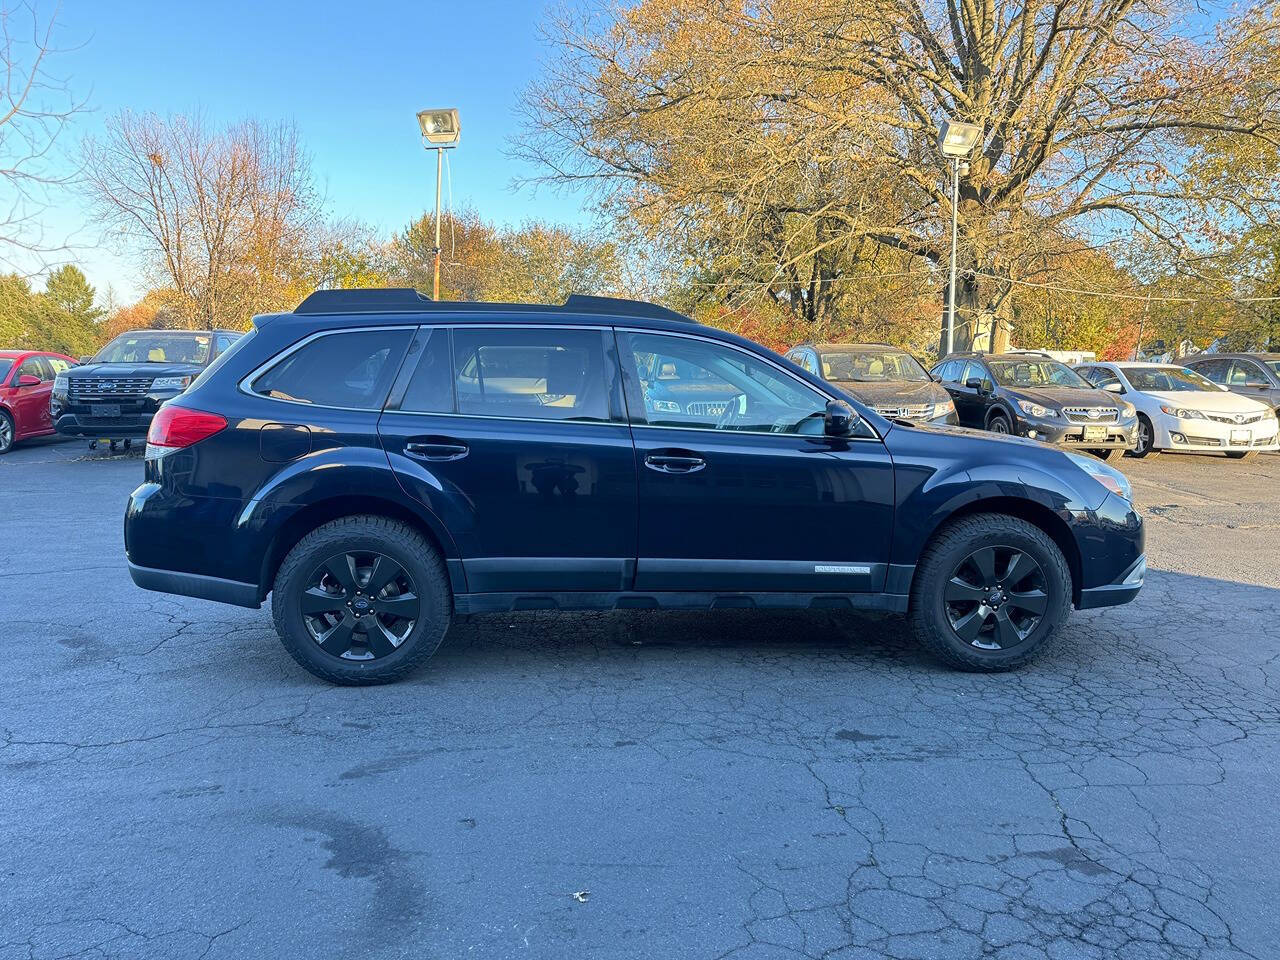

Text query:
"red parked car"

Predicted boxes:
[[0, 350, 77, 454]]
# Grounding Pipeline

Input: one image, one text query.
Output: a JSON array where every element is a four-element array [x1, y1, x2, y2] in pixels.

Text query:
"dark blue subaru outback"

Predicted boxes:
[[125, 290, 1144, 684]]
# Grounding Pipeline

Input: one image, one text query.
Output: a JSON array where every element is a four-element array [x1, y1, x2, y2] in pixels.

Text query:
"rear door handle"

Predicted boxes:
[[644, 453, 706, 474], [405, 438, 469, 461]]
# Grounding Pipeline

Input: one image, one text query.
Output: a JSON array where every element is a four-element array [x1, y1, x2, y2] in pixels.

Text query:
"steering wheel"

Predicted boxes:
[[716, 393, 748, 429]]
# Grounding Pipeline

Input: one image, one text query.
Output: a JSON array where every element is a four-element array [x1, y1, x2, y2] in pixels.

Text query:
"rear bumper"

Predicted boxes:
[[128, 561, 261, 608]]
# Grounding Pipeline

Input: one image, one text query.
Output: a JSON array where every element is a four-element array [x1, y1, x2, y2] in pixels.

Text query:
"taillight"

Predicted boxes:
[[146, 404, 227, 457]]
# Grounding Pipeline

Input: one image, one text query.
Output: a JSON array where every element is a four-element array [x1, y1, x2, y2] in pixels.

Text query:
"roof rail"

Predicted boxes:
[[292, 287, 695, 322]]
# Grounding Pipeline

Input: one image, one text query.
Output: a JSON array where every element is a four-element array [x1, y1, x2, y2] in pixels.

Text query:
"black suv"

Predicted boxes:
[[125, 290, 1144, 684], [932, 352, 1138, 458], [53, 328, 241, 448]]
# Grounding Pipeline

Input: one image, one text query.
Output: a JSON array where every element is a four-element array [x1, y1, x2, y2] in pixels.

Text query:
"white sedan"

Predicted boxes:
[[1074, 361, 1279, 459]]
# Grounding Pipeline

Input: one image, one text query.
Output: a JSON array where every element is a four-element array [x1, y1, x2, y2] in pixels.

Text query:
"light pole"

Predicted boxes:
[[416, 108, 461, 300], [937, 119, 981, 356]]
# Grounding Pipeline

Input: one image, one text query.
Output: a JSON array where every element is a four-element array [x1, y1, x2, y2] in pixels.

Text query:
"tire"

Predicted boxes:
[[0, 410, 13, 454], [1225, 451, 1253, 460], [1091, 449, 1114, 460], [271, 515, 452, 685], [909, 513, 1073, 672], [1127, 415, 1156, 458], [987, 411, 1011, 435]]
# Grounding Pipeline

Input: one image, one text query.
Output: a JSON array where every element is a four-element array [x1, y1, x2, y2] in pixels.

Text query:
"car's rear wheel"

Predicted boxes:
[[987, 411, 1011, 435], [0, 411, 13, 454], [909, 513, 1072, 671], [271, 515, 451, 685], [1127, 415, 1156, 458]]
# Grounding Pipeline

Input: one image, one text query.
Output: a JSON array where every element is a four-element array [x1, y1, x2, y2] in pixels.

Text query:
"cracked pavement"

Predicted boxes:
[[2, 438, 1277, 959]]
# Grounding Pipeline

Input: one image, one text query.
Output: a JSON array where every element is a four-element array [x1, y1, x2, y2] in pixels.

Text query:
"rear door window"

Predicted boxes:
[[450, 327, 613, 422], [252, 329, 412, 409]]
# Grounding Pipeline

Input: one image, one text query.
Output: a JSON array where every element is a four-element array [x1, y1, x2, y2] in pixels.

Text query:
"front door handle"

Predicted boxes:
[[644, 453, 706, 474], [405, 438, 469, 461]]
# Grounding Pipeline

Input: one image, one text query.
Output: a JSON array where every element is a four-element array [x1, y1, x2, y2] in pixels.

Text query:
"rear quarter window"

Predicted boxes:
[[251, 329, 412, 410]]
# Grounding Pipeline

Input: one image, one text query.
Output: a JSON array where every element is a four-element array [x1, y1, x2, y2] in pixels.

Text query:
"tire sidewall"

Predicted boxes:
[[0, 410, 13, 453], [273, 522, 449, 682], [988, 410, 1011, 434], [915, 518, 1071, 669]]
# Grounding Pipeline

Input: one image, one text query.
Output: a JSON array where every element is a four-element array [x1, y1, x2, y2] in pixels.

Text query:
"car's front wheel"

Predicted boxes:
[[987, 411, 1011, 434], [909, 513, 1072, 671], [1128, 415, 1156, 458], [0, 410, 14, 454], [271, 515, 451, 684]]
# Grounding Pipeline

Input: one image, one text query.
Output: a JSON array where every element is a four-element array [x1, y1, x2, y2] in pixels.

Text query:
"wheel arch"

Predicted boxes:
[[258, 495, 461, 601], [919, 496, 1082, 605], [985, 403, 1014, 428]]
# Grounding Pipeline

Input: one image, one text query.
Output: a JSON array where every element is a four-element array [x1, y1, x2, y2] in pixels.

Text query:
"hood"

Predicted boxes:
[[1003, 385, 1121, 410], [830, 379, 950, 407], [1142, 388, 1271, 415], [67, 361, 204, 379]]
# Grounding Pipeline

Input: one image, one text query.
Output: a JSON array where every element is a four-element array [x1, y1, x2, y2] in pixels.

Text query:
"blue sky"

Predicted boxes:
[[34, 0, 588, 301]]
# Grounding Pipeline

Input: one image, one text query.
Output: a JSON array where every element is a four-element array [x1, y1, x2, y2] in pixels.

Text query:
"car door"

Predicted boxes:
[[10, 356, 54, 437], [1227, 360, 1275, 407], [617, 328, 894, 594], [945, 360, 985, 426], [378, 323, 638, 593]]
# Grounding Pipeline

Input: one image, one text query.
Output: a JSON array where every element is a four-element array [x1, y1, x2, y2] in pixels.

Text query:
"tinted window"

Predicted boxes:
[[956, 360, 983, 384], [0, 359, 12, 382], [400, 328, 454, 413], [1079, 366, 1122, 389], [820, 349, 928, 382], [987, 358, 1089, 388], [1228, 360, 1268, 385], [253, 329, 411, 409], [623, 332, 827, 434], [17, 356, 50, 381], [932, 360, 956, 381], [215, 334, 238, 354], [1188, 358, 1227, 382], [1125, 366, 1217, 392], [451, 327, 611, 422]]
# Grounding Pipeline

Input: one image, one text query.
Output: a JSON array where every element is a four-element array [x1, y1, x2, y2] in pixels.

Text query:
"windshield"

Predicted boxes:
[[94, 333, 212, 365], [819, 349, 929, 382], [1125, 366, 1218, 392], [987, 358, 1089, 389]]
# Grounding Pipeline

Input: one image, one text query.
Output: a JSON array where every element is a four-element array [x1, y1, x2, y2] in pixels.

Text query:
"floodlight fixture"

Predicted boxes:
[[417, 108, 461, 146]]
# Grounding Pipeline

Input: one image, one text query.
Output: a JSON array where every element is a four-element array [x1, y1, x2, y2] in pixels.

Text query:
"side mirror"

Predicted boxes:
[[16, 374, 41, 387], [79, 356, 94, 364], [965, 377, 992, 394], [824, 399, 857, 437], [1103, 382, 1124, 394]]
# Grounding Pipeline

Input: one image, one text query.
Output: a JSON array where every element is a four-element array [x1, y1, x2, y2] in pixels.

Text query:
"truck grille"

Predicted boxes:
[[1064, 406, 1118, 423], [69, 377, 155, 401]]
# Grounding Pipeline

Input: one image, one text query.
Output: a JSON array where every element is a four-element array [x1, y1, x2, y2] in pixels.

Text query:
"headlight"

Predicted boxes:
[[1016, 399, 1057, 418], [150, 375, 192, 391], [1159, 404, 1205, 420], [649, 399, 681, 414], [1065, 451, 1132, 502], [933, 398, 956, 418], [1119, 401, 1136, 419], [53, 374, 68, 397]]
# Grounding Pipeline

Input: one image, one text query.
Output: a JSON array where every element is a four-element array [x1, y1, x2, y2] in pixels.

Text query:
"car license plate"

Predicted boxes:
[[90, 404, 121, 418], [1082, 425, 1108, 442], [1230, 428, 1250, 445]]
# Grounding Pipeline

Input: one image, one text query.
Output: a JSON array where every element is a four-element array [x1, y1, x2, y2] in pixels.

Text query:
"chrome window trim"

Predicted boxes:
[[238, 325, 418, 412], [614, 325, 883, 442]]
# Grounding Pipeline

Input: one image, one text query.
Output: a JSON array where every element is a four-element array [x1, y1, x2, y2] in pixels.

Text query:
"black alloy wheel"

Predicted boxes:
[[301, 551, 420, 660], [988, 412, 1011, 434], [942, 545, 1048, 651]]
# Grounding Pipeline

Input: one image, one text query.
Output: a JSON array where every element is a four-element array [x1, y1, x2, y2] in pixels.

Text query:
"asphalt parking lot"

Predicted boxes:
[[2, 439, 1277, 960]]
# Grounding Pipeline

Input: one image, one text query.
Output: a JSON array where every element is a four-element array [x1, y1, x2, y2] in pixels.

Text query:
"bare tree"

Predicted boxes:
[[516, 0, 1280, 350], [81, 111, 322, 328], [0, 1, 85, 269]]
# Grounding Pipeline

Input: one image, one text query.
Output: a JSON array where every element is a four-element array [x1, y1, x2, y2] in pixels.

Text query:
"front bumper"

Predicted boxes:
[[1154, 412, 1279, 452], [1018, 415, 1137, 450], [52, 390, 185, 438], [1078, 555, 1145, 610]]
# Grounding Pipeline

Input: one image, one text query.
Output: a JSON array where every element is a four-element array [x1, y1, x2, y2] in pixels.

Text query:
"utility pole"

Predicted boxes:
[[416, 108, 461, 301], [433, 147, 443, 301]]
